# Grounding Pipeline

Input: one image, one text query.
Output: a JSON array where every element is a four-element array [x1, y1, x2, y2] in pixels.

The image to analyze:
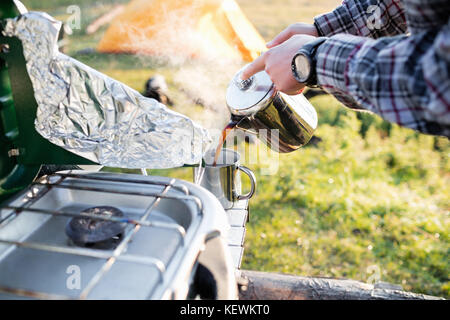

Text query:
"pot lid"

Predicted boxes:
[[226, 65, 275, 115]]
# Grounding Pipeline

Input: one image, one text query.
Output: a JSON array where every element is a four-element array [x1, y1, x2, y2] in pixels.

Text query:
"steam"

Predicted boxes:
[[118, 0, 246, 131]]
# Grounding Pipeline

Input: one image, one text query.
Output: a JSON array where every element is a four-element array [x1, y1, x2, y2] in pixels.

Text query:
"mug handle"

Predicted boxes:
[[236, 165, 256, 200]]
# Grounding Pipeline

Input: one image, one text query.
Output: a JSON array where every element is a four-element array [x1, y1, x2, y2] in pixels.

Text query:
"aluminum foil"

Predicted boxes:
[[2, 12, 211, 168]]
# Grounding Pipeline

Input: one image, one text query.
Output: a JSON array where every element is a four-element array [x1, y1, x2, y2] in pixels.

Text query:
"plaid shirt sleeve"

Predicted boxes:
[[314, 0, 407, 39], [313, 0, 450, 137]]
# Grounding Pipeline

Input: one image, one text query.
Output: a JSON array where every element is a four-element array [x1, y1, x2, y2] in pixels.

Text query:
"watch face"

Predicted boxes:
[[295, 54, 311, 83]]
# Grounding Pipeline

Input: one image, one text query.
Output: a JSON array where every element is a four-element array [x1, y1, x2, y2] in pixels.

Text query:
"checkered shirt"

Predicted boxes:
[[313, 0, 450, 137]]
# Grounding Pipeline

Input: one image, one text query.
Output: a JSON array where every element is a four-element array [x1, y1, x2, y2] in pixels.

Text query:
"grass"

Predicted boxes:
[[20, 0, 450, 298], [242, 96, 449, 297]]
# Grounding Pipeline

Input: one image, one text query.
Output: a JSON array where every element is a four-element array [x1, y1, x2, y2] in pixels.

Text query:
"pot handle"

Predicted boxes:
[[236, 165, 256, 200]]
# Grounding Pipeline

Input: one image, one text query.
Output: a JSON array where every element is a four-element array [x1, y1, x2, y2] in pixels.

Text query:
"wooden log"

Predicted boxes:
[[238, 270, 444, 300]]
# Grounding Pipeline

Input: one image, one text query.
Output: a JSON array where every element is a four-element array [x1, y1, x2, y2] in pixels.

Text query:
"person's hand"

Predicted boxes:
[[241, 34, 316, 95], [266, 23, 318, 48]]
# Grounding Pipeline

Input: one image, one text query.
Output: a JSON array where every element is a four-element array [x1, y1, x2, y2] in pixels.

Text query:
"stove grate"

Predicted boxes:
[[0, 172, 204, 300]]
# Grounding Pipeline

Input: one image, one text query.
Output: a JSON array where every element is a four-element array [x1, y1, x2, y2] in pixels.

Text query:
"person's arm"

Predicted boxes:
[[266, 1, 407, 51], [315, 22, 450, 136], [314, 0, 407, 39]]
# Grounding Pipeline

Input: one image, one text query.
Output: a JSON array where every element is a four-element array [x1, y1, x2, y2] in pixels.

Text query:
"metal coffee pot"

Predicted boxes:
[[226, 66, 318, 153]]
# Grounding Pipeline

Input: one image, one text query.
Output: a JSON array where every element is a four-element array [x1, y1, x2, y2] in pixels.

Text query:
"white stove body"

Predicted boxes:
[[0, 171, 237, 300]]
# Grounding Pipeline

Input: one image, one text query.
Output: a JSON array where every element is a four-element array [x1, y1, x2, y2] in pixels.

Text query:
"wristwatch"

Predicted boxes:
[[291, 37, 328, 87]]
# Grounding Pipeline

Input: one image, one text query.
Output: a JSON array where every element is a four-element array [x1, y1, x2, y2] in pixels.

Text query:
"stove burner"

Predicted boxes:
[[65, 206, 127, 249]]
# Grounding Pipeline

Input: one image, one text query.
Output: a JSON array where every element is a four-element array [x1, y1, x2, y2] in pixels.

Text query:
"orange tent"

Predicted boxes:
[[97, 0, 266, 62]]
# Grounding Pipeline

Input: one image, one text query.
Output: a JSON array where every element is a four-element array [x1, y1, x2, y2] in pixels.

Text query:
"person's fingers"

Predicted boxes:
[[241, 54, 266, 80], [266, 29, 291, 48]]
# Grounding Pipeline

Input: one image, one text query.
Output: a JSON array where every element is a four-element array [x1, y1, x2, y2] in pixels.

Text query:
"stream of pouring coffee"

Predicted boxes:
[[193, 119, 238, 184], [212, 119, 241, 166]]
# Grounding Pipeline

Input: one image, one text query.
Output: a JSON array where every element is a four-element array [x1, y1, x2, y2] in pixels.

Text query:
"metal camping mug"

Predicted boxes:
[[226, 65, 318, 153], [194, 149, 256, 210]]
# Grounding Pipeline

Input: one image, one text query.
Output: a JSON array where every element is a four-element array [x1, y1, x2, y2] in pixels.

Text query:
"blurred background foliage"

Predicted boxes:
[[21, 0, 449, 297]]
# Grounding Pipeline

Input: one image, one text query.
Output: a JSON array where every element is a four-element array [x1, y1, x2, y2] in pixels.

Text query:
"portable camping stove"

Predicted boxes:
[[0, 171, 238, 299]]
